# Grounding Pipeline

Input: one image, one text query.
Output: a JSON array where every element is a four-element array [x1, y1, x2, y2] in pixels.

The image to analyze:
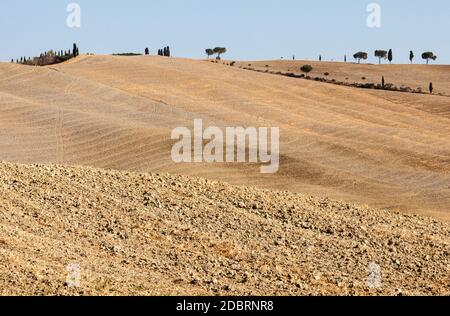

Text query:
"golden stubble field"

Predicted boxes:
[[1, 55, 449, 220], [0, 55, 449, 295]]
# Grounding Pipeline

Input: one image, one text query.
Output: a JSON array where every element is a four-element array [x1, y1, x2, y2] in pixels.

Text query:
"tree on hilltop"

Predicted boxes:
[[205, 48, 214, 59], [422, 52, 437, 64], [388, 49, 393, 64], [374, 50, 388, 64], [72, 43, 80, 57], [353, 52, 368, 64], [213, 47, 227, 59], [409, 51, 414, 64]]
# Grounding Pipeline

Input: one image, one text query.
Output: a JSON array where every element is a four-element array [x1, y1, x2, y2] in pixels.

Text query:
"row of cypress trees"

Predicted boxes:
[[12, 43, 80, 65], [157, 46, 171, 57], [145, 46, 171, 57]]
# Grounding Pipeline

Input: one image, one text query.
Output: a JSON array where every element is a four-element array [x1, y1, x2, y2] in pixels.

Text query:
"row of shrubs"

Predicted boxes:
[[113, 53, 142, 56]]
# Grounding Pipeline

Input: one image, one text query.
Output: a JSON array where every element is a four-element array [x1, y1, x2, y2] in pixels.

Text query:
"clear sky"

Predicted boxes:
[[0, 0, 449, 64]]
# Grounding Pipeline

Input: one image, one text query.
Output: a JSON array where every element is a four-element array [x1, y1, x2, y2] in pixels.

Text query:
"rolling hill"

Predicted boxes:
[[0, 55, 449, 295], [0, 55, 449, 220]]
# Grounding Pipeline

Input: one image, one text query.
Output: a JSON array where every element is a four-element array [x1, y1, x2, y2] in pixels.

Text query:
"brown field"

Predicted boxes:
[[0, 162, 448, 295], [231, 59, 450, 97], [0, 55, 449, 295], [1, 55, 449, 220]]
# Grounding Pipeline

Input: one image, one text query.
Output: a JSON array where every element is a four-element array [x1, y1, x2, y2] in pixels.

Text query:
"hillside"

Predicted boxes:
[[230, 60, 450, 97], [0, 162, 448, 295], [0, 55, 449, 221]]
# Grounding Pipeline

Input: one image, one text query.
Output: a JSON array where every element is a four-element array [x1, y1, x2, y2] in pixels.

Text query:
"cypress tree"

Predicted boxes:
[[73, 43, 78, 57], [382, 76, 385, 89], [429, 82, 433, 94], [388, 49, 393, 64]]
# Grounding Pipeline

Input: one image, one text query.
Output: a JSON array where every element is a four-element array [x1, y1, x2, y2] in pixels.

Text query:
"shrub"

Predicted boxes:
[[400, 87, 413, 93], [300, 65, 313, 74], [113, 53, 142, 56]]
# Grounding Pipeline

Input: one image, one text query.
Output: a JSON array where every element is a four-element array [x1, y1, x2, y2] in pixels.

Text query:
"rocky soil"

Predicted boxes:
[[0, 162, 448, 296]]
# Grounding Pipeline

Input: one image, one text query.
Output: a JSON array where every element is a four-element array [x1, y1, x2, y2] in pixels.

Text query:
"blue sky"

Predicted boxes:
[[0, 0, 448, 63]]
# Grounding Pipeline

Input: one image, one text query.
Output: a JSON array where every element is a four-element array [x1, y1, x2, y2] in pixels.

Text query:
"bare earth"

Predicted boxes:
[[0, 56, 449, 295], [0, 162, 448, 295]]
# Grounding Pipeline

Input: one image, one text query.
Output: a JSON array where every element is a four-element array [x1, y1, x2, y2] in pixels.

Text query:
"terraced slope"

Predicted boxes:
[[0, 56, 449, 220], [0, 162, 448, 295]]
